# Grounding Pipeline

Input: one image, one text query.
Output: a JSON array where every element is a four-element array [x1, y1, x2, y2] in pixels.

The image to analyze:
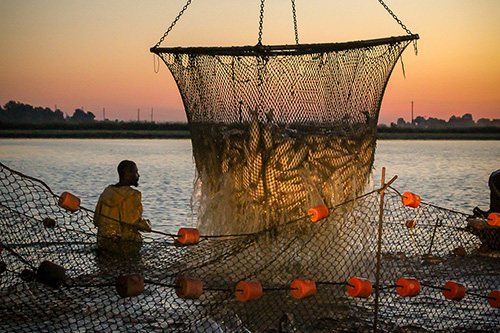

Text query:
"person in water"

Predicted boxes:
[[473, 169, 500, 218], [93, 160, 152, 254], [488, 169, 500, 213]]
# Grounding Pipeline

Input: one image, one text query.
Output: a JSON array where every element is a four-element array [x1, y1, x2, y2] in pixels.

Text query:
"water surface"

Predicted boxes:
[[1, 139, 498, 233]]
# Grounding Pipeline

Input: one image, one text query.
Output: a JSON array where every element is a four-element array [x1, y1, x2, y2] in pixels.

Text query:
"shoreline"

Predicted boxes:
[[0, 129, 499, 140]]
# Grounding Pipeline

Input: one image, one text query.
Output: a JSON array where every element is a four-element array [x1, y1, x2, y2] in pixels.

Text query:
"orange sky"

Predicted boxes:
[[1, 0, 499, 124]]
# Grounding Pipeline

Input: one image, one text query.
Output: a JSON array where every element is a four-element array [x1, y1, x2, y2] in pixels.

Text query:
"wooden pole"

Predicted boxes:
[[373, 168, 397, 332]]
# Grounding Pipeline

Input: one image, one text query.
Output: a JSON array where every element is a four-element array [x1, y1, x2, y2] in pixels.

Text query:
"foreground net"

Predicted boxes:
[[1, 162, 499, 332]]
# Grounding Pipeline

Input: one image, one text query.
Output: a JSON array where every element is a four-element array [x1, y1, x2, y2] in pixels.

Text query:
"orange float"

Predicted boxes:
[[58, 192, 81, 212], [396, 277, 421, 297], [347, 277, 372, 298], [488, 290, 500, 308], [290, 279, 317, 299], [402, 192, 421, 208], [177, 228, 200, 245], [487, 213, 500, 226], [235, 280, 262, 302], [116, 274, 145, 298], [308, 205, 329, 222], [175, 276, 203, 299], [442, 281, 466, 301]]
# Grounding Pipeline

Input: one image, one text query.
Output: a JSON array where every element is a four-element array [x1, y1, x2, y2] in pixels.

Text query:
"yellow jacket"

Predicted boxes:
[[93, 185, 151, 253]]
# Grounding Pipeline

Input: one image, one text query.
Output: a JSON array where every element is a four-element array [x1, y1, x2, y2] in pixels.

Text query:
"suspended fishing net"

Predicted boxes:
[[1, 162, 499, 332], [152, 36, 418, 236]]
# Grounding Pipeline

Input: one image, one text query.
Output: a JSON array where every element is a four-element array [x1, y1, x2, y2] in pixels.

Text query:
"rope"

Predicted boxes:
[[1, 243, 37, 271], [153, 54, 160, 73]]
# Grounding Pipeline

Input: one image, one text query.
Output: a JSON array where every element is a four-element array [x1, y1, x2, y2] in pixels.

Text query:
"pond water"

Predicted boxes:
[[1, 139, 498, 233]]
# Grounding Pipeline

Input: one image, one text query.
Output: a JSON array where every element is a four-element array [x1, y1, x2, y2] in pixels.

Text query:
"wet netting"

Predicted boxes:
[[1, 162, 499, 332], [152, 36, 418, 236]]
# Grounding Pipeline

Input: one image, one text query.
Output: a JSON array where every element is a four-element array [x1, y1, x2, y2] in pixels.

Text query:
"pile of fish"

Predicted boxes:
[[189, 111, 376, 234]]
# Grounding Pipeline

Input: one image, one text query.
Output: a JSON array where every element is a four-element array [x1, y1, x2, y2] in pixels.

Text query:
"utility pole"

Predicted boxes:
[[103, 107, 106, 121], [151, 108, 154, 122], [411, 101, 414, 125], [137, 108, 140, 122]]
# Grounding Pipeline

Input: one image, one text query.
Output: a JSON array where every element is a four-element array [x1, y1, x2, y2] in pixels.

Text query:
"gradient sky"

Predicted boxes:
[[1, 0, 499, 124]]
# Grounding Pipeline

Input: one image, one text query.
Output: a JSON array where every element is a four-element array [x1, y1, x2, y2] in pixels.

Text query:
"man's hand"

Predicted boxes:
[[138, 218, 152, 232]]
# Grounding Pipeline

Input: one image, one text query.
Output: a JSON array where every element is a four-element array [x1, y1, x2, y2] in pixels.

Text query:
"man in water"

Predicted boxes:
[[94, 160, 152, 254], [473, 169, 500, 218]]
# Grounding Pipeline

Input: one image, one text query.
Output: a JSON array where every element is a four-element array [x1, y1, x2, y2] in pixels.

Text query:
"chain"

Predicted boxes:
[[291, 0, 299, 44], [376, 0, 412, 35], [258, 0, 265, 45], [155, 0, 193, 48]]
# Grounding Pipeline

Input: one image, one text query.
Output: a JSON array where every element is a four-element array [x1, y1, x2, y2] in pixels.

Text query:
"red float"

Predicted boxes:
[[402, 192, 421, 208], [176, 276, 203, 299], [442, 281, 466, 301], [488, 290, 500, 308], [58, 192, 81, 212], [308, 205, 329, 222], [116, 274, 145, 298], [290, 279, 316, 299], [177, 228, 200, 245], [37, 261, 67, 289], [347, 277, 372, 298], [235, 280, 262, 302], [487, 213, 500, 226], [396, 277, 421, 297]]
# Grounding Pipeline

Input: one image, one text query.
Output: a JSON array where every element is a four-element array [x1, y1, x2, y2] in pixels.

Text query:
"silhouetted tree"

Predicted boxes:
[[426, 117, 447, 129], [396, 117, 408, 127], [0, 101, 65, 123], [448, 114, 475, 128], [413, 116, 426, 127], [69, 109, 95, 123]]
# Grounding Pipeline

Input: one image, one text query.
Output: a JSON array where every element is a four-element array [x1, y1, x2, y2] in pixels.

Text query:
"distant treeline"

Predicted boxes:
[[0, 101, 96, 124], [0, 101, 190, 132], [1, 101, 499, 132], [0, 121, 190, 131], [386, 113, 500, 129]]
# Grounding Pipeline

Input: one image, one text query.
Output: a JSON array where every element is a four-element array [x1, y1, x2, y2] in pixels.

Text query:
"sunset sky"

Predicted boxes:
[[1, 0, 499, 125]]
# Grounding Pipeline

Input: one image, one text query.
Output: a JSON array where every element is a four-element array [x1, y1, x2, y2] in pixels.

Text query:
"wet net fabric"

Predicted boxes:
[[153, 38, 414, 235], [1, 161, 499, 332]]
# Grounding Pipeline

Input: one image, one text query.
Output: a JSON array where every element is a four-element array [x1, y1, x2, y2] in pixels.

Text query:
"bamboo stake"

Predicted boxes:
[[373, 168, 397, 332]]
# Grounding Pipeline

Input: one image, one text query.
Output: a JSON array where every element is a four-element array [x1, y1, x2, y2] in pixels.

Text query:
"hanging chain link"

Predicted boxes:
[[291, 0, 299, 44], [154, 0, 193, 48], [376, 0, 413, 35], [257, 0, 265, 45]]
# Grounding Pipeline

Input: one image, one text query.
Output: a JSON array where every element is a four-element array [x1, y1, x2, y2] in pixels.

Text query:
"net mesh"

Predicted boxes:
[[152, 37, 415, 235], [1, 162, 499, 332]]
